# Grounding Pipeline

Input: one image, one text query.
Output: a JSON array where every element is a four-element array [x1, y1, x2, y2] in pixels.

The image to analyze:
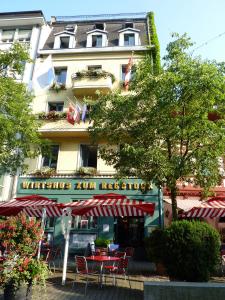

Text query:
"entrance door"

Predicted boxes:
[[114, 217, 145, 248]]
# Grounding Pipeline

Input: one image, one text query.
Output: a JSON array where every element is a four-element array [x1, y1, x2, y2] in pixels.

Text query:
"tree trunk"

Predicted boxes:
[[170, 185, 178, 220]]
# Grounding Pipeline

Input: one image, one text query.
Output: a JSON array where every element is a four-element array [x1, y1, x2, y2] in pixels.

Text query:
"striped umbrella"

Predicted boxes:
[[0, 194, 63, 217], [65, 197, 155, 217], [185, 196, 225, 218]]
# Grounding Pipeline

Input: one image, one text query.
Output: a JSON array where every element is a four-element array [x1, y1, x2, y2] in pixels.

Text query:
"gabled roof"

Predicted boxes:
[[118, 27, 140, 33], [86, 29, 107, 35], [54, 30, 76, 36]]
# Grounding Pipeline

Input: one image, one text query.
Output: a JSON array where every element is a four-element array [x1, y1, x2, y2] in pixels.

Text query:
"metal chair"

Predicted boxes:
[[73, 255, 99, 295], [104, 256, 131, 288]]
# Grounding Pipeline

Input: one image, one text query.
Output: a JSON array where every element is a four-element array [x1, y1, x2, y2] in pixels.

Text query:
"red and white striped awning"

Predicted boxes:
[[185, 196, 225, 218], [0, 195, 63, 217], [65, 197, 155, 217]]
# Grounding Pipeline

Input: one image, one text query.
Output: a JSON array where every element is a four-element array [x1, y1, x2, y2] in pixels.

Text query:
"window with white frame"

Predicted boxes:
[[17, 29, 32, 42], [121, 64, 135, 81], [60, 36, 70, 48], [54, 68, 67, 84], [1, 29, 15, 42], [42, 145, 59, 169], [80, 144, 97, 168], [87, 65, 102, 71], [92, 35, 102, 47], [124, 33, 135, 46], [48, 102, 64, 112]]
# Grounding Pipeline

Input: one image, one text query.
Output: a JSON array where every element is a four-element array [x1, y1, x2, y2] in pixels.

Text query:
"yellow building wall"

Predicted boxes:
[[31, 52, 142, 175]]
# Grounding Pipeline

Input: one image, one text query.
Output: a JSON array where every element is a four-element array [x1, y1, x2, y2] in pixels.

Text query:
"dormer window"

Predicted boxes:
[[118, 28, 140, 47], [86, 29, 107, 48], [124, 33, 135, 46], [54, 31, 76, 49], [124, 23, 134, 29], [94, 23, 105, 30], [92, 35, 102, 47], [60, 36, 70, 48]]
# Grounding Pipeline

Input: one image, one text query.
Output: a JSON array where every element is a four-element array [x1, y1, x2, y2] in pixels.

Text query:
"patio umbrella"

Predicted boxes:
[[0, 195, 65, 259], [183, 195, 225, 218], [61, 193, 155, 285], [65, 196, 155, 217], [0, 194, 63, 217]]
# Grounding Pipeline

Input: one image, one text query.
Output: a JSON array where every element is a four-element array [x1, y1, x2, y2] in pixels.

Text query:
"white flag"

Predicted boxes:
[[32, 55, 55, 92]]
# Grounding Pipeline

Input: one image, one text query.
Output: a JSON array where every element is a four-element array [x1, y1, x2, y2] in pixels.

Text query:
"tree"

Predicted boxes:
[[89, 34, 225, 220], [0, 43, 45, 174]]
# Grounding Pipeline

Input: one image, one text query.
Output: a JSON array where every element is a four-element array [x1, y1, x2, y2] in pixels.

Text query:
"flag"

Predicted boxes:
[[124, 56, 133, 91], [32, 55, 55, 91], [81, 104, 87, 122], [67, 104, 75, 125], [75, 104, 81, 124]]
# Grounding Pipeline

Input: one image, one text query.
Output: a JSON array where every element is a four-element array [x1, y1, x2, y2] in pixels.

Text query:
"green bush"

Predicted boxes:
[[94, 237, 110, 248], [163, 220, 221, 282], [145, 227, 165, 263]]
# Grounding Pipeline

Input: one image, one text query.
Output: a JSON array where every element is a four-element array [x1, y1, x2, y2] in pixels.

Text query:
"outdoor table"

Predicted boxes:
[[86, 255, 120, 287]]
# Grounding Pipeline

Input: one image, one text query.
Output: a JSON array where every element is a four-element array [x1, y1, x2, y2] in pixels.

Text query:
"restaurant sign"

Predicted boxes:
[[20, 180, 153, 192]]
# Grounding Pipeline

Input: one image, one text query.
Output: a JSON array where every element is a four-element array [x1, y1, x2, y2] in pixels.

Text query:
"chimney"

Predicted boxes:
[[51, 16, 56, 24]]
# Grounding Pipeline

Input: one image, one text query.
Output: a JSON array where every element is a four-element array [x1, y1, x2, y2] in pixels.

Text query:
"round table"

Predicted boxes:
[[86, 255, 120, 287]]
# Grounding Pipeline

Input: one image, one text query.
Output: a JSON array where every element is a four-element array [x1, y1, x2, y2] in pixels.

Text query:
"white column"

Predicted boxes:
[[61, 208, 72, 285]]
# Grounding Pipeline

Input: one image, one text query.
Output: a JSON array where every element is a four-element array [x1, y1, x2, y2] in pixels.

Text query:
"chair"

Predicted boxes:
[[104, 257, 131, 288], [73, 255, 99, 295], [125, 247, 134, 259], [104, 251, 126, 272]]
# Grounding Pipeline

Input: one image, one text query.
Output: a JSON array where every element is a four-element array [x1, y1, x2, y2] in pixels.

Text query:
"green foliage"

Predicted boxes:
[[0, 43, 45, 174], [148, 12, 161, 74], [94, 237, 110, 247], [145, 228, 165, 263], [37, 111, 67, 120], [73, 69, 116, 83], [77, 166, 98, 176], [89, 34, 225, 220], [0, 214, 49, 290], [163, 220, 221, 281]]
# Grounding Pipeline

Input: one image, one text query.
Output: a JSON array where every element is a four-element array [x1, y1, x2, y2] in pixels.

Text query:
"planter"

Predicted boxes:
[[4, 283, 32, 300]]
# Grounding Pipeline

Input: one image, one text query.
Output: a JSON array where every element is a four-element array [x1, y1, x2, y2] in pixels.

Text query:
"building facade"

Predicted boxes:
[[0, 10, 49, 201], [15, 12, 163, 253]]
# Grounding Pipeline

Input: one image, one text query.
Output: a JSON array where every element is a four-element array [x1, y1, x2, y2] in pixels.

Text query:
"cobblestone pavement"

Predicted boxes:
[[0, 261, 224, 300]]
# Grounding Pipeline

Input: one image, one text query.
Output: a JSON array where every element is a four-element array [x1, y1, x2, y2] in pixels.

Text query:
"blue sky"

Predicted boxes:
[[1, 0, 225, 62]]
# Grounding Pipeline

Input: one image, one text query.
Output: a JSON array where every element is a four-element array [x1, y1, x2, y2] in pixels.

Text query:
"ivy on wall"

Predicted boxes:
[[148, 12, 161, 74]]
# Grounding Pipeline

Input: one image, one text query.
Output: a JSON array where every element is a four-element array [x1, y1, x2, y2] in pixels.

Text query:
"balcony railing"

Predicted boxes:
[[71, 70, 115, 96]]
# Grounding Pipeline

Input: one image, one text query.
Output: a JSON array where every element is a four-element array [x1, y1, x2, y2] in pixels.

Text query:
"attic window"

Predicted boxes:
[[124, 23, 134, 29], [94, 23, 104, 30], [60, 36, 70, 48]]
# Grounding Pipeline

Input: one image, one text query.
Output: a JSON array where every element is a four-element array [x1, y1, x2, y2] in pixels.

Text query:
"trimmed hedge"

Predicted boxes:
[[163, 220, 221, 282]]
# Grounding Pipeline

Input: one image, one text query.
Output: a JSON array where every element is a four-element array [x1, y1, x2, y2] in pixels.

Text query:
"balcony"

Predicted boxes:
[[71, 70, 114, 96], [36, 111, 90, 138]]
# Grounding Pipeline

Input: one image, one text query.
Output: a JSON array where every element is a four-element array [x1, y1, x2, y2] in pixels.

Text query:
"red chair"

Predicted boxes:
[[125, 247, 134, 258], [104, 257, 131, 287], [73, 255, 99, 295]]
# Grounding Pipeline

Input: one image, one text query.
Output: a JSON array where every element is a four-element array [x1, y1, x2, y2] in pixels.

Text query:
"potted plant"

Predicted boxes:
[[0, 214, 50, 300]]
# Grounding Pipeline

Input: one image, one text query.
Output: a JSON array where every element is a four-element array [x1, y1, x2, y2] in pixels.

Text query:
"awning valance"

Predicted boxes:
[[0, 195, 63, 217], [65, 196, 155, 217], [184, 196, 225, 218]]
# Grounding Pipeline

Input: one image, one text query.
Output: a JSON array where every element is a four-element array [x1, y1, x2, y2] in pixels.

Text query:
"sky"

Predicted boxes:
[[1, 0, 225, 62]]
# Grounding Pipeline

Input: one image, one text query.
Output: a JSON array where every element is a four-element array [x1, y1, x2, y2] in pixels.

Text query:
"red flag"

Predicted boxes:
[[124, 56, 133, 91], [67, 104, 75, 125]]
